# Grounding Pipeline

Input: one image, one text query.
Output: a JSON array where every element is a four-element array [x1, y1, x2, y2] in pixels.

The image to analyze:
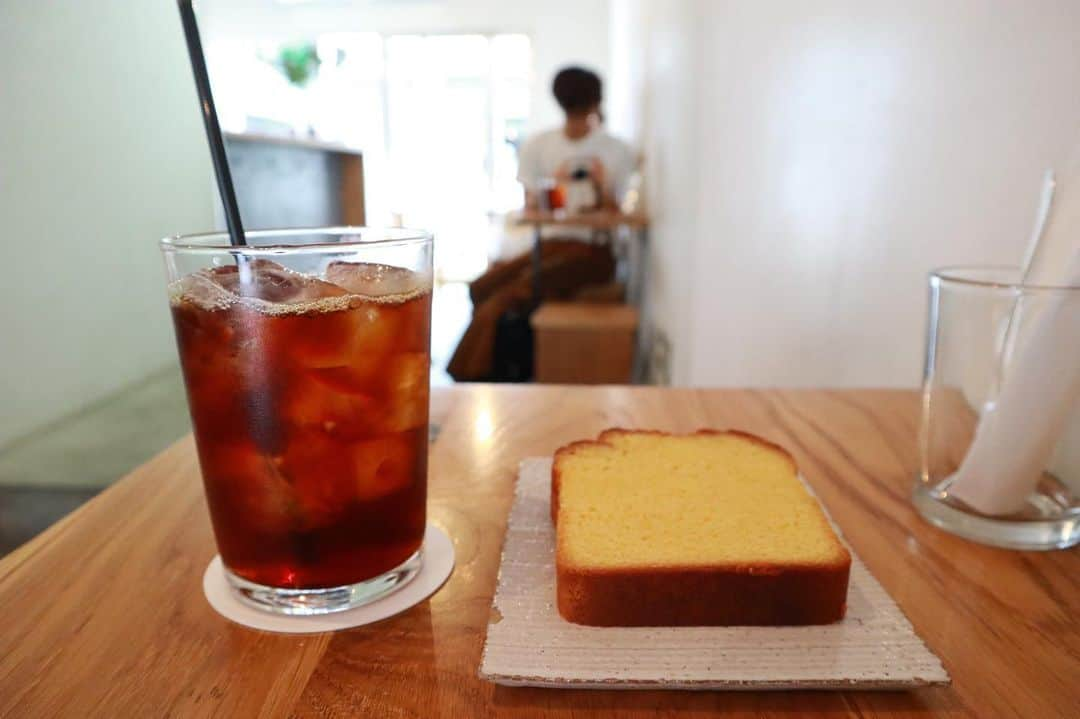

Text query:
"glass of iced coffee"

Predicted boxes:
[[160, 228, 432, 614]]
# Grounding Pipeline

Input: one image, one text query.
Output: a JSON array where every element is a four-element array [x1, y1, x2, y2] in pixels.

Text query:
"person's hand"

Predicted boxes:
[[588, 159, 620, 209], [523, 189, 540, 210], [588, 158, 607, 190], [553, 161, 573, 183]]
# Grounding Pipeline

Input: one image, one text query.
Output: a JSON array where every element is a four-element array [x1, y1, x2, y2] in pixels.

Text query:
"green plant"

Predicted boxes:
[[277, 43, 321, 86]]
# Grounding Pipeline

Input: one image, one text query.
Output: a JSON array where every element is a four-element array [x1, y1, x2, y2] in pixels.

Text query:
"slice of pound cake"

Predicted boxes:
[[552, 429, 851, 626]]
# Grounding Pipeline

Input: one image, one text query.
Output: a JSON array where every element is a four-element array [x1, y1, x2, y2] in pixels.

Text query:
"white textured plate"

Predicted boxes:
[[479, 458, 948, 690]]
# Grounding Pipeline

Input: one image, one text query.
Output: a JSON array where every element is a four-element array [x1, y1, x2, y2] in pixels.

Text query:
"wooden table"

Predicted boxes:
[[1, 387, 1076, 718], [512, 209, 651, 230]]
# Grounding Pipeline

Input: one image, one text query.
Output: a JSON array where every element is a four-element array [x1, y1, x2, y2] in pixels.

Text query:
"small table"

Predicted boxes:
[[511, 210, 650, 305], [1, 387, 1076, 717]]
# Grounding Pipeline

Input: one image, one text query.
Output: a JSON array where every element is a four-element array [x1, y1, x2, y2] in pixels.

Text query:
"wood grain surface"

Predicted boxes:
[[0, 387, 1076, 718], [532, 304, 638, 385]]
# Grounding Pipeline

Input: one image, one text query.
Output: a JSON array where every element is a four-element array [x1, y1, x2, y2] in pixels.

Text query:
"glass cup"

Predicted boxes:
[[160, 228, 433, 613], [914, 265, 1079, 550]]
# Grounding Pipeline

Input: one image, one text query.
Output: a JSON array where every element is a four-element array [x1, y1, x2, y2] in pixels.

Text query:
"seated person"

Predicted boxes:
[[448, 67, 635, 382], [518, 66, 636, 211]]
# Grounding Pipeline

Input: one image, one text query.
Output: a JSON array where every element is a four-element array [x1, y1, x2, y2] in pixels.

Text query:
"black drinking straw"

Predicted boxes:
[[177, 0, 247, 246]]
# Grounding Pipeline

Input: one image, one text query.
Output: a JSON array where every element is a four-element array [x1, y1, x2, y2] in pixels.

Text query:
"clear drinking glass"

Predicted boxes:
[[914, 266, 1079, 550], [160, 228, 433, 613]]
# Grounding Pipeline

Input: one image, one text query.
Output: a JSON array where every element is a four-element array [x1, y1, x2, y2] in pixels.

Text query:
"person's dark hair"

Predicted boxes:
[[552, 66, 602, 115]]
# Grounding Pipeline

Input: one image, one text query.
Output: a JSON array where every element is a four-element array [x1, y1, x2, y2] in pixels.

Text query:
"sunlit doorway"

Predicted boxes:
[[383, 33, 529, 282]]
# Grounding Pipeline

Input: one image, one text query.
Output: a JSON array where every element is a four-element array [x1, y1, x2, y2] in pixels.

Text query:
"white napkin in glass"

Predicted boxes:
[[949, 173, 1080, 515]]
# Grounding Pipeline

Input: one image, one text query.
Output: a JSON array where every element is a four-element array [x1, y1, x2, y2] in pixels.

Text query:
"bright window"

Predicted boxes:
[[208, 32, 531, 282]]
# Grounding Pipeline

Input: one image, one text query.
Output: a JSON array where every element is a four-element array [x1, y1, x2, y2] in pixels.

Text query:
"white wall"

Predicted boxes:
[[618, 0, 1080, 387], [609, 0, 701, 383], [198, 0, 611, 135], [0, 0, 216, 447]]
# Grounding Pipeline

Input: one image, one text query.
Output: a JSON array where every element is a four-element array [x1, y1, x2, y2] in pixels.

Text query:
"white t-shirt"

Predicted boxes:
[[517, 128, 637, 204]]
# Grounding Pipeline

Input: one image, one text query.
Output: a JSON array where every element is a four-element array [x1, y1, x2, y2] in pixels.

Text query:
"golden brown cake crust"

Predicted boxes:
[[552, 428, 852, 627]]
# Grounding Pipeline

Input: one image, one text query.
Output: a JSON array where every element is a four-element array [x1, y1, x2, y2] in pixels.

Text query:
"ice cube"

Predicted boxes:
[[352, 435, 416, 501], [202, 442, 299, 534], [277, 431, 358, 528], [305, 363, 382, 395], [170, 271, 235, 311], [325, 261, 424, 298], [396, 290, 432, 353], [210, 259, 348, 304], [285, 369, 381, 439], [373, 352, 430, 434], [290, 300, 402, 368]]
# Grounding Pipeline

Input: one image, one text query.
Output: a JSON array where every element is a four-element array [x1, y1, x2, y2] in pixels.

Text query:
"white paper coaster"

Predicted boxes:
[[203, 523, 454, 634], [479, 458, 949, 690]]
